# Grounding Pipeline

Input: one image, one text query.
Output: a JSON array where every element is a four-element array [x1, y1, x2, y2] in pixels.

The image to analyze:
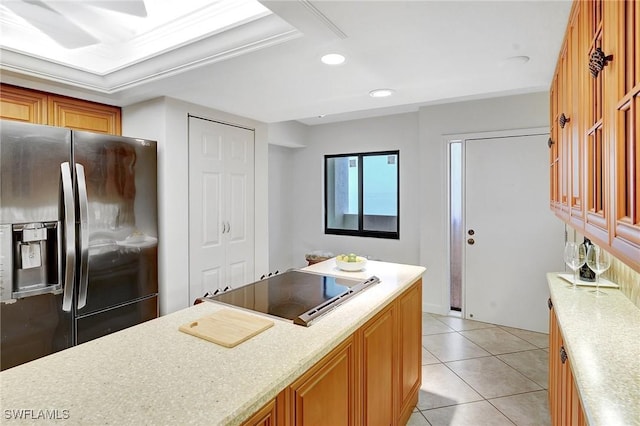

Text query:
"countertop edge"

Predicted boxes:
[[547, 272, 640, 426]]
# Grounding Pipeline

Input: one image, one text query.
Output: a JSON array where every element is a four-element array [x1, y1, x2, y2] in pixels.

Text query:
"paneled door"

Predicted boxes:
[[464, 130, 565, 333], [188, 116, 255, 303]]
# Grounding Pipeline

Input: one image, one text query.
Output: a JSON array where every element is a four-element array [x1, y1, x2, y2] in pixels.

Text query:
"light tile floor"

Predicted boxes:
[[408, 313, 550, 426]]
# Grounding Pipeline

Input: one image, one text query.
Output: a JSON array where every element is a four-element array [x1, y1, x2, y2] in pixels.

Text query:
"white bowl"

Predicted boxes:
[[336, 257, 367, 271]]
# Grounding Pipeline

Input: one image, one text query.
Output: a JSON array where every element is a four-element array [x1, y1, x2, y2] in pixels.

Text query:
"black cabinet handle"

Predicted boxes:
[[548, 298, 553, 310], [560, 346, 567, 364], [559, 113, 570, 129], [548, 138, 555, 148], [589, 47, 613, 78]]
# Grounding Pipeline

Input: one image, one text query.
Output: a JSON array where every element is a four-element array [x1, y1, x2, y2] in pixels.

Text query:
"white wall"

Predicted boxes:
[[123, 97, 269, 315], [284, 112, 422, 269], [268, 144, 296, 272], [122, 91, 548, 316], [418, 92, 549, 314]]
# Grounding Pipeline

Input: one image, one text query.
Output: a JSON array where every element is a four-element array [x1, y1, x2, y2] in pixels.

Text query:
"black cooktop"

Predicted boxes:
[[206, 270, 379, 326]]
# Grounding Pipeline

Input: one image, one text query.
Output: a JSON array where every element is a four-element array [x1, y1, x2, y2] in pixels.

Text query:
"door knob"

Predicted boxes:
[[467, 238, 475, 245]]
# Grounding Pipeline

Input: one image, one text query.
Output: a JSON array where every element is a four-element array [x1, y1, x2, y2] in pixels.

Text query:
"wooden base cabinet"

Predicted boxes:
[[361, 306, 395, 426], [242, 398, 277, 426], [548, 302, 586, 426], [289, 336, 358, 426], [397, 281, 422, 425], [251, 279, 422, 426]]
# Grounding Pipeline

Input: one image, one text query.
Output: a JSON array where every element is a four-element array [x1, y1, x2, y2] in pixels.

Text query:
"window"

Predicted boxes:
[[324, 150, 399, 239]]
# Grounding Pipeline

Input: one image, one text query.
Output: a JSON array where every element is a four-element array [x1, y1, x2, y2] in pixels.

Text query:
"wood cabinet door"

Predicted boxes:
[[48, 96, 121, 135], [549, 303, 586, 426], [361, 306, 395, 426], [610, 0, 640, 267], [289, 337, 357, 426], [241, 398, 277, 426], [397, 279, 422, 424], [0, 84, 47, 124], [548, 305, 561, 424]]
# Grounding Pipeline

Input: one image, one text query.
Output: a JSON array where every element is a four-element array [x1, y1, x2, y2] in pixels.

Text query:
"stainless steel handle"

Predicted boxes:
[[60, 163, 76, 312], [226, 221, 230, 234], [75, 164, 89, 310], [222, 222, 227, 234]]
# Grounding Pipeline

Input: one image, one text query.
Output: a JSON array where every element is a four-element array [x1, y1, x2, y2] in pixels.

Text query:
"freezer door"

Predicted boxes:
[[0, 120, 71, 224], [76, 295, 157, 344], [72, 131, 158, 316], [0, 293, 73, 371]]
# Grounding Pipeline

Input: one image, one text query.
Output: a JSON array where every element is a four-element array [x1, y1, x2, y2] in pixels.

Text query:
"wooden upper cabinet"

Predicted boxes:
[[48, 95, 121, 135], [557, 40, 571, 218], [0, 84, 121, 135], [568, 4, 585, 227], [551, 0, 639, 272], [550, 73, 560, 207], [610, 0, 640, 265], [585, 0, 609, 240], [0, 85, 47, 124]]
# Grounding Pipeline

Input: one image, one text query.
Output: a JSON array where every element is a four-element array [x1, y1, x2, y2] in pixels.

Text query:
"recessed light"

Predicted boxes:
[[369, 89, 394, 98], [321, 53, 346, 65]]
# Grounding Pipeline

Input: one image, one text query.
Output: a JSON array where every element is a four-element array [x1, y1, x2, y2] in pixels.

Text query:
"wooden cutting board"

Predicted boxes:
[[179, 309, 274, 348]]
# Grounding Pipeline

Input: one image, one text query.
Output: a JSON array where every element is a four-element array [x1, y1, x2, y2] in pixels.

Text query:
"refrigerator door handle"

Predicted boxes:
[[60, 162, 76, 312], [75, 163, 90, 310]]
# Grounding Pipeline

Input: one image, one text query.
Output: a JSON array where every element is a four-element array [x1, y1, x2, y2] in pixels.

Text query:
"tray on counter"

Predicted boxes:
[[557, 273, 619, 288]]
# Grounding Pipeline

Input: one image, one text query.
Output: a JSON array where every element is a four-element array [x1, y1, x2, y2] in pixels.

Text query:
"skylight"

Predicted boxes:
[[0, 0, 272, 74]]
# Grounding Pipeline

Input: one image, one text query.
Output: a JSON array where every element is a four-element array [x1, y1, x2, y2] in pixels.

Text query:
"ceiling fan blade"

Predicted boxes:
[[5, 0, 99, 48], [87, 1, 147, 17]]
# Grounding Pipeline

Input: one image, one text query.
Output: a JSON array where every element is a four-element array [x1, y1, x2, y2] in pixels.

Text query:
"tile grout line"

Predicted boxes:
[[418, 315, 551, 426]]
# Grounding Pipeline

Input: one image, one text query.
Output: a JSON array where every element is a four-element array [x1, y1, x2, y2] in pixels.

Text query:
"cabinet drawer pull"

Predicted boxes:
[[560, 346, 567, 364], [548, 298, 553, 310], [547, 138, 554, 148], [559, 113, 570, 129], [589, 47, 613, 78]]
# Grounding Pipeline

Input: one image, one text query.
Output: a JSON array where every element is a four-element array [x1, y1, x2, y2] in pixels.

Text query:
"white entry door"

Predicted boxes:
[[188, 116, 255, 303], [464, 131, 564, 333]]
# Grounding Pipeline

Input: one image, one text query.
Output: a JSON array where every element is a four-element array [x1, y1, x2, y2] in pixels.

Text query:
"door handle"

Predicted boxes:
[[60, 163, 76, 312], [467, 238, 475, 245], [75, 163, 89, 310]]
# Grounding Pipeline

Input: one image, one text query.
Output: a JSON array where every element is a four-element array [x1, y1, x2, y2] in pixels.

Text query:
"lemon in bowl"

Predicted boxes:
[[336, 253, 367, 271]]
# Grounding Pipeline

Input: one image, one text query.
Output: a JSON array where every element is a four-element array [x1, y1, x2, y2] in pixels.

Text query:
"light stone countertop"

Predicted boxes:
[[0, 259, 425, 425], [547, 273, 640, 426]]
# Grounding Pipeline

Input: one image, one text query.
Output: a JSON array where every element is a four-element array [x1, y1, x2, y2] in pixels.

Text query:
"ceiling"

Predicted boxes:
[[0, 0, 573, 126]]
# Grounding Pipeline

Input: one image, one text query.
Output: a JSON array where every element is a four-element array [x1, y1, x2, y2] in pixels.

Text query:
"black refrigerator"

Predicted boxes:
[[0, 120, 158, 370]]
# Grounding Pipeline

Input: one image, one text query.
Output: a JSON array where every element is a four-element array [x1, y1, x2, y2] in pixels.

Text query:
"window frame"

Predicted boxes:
[[324, 150, 400, 239]]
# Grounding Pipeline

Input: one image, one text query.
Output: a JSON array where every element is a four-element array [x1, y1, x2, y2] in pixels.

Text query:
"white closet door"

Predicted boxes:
[[464, 133, 564, 333], [224, 124, 255, 288], [188, 117, 254, 303]]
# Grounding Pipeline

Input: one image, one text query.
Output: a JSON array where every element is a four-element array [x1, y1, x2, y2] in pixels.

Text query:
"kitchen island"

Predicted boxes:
[[0, 259, 425, 425]]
